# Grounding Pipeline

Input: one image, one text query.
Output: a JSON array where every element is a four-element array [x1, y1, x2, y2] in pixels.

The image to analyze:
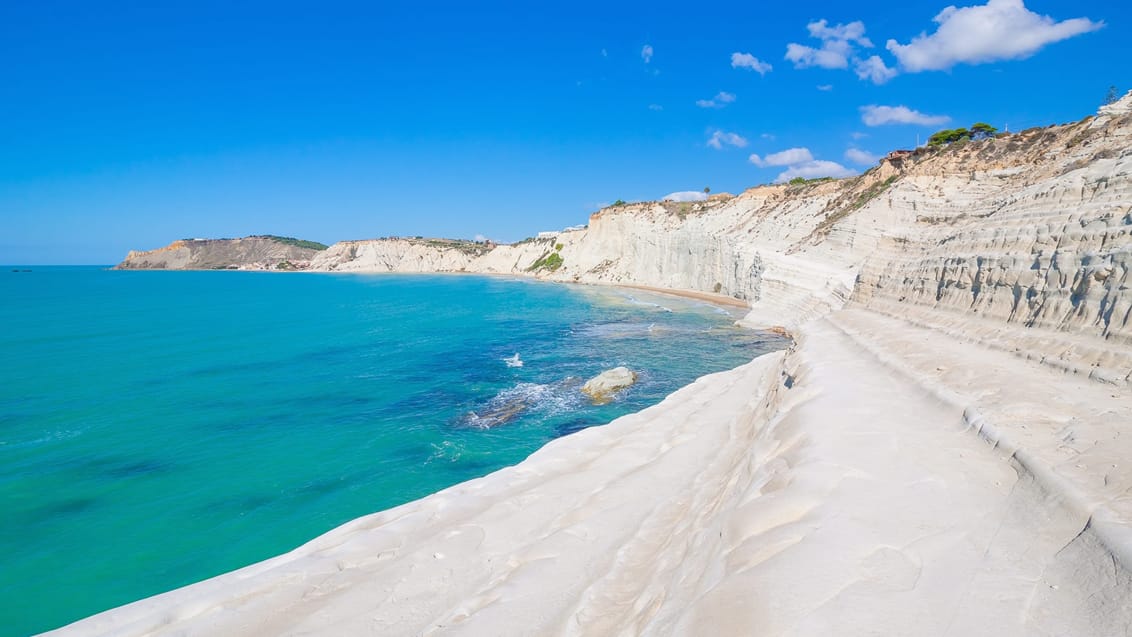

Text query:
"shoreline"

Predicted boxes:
[[50, 349, 793, 636], [52, 298, 1132, 635], [43, 276, 775, 636], [110, 265, 761, 314], [615, 283, 751, 309]]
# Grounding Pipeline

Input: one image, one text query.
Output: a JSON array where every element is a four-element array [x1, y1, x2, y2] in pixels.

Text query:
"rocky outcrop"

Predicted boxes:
[[115, 236, 328, 270], [581, 367, 638, 404]]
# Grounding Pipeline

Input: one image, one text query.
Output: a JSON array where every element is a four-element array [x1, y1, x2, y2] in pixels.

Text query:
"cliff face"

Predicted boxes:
[[845, 101, 1132, 383], [115, 236, 327, 270], [310, 93, 1132, 384]]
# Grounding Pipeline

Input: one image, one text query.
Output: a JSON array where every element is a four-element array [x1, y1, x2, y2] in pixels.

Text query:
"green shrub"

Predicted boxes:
[[928, 122, 999, 147], [527, 251, 564, 272], [787, 176, 835, 186], [260, 235, 329, 251]]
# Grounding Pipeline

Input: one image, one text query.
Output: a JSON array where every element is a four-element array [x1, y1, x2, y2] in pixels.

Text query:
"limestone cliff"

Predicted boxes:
[[309, 93, 1132, 384], [115, 236, 328, 270]]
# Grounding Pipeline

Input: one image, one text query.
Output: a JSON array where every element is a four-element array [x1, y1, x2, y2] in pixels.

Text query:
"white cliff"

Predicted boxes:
[[311, 93, 1132, 382]]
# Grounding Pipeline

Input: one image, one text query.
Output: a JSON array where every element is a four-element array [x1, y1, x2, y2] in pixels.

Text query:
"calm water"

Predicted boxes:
[[0, 268, 785, 635]]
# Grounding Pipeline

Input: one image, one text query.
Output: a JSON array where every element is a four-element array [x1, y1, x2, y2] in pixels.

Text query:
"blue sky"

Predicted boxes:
[[1, 0, 1128, 263]]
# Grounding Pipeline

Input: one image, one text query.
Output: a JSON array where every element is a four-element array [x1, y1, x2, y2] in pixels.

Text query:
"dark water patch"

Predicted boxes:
[[554, 418, 597, 438], [102, 459, 176, 480], [280, 392, 379, 411], [294, 475, 351, 499], [26, 497, 99, 525]]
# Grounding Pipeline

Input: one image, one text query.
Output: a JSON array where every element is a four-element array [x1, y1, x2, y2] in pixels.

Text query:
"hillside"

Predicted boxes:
[[114, 235, 328, 270]]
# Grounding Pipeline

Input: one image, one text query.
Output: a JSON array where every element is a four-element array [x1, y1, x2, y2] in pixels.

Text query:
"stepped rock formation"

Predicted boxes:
[[65, 95, 1132, 635], [115, 236, 327, 270]]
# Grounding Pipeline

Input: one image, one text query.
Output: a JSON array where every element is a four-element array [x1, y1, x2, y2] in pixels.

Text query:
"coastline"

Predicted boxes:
[[49, 350, 792, 637], [53, 95, 1132, 634], [40, 274, 779, 636], [50, 293, 1132, 635], [616, 283, 752, 309]]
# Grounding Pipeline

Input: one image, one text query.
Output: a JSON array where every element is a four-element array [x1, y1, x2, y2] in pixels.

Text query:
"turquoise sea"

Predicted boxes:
[[0, 268, 786, 635]]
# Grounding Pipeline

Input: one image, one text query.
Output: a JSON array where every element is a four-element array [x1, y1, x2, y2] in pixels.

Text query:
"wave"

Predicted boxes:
[[576, 322, 657, 339], [622, 294, 674, 312], [460, 379, 584, 429]]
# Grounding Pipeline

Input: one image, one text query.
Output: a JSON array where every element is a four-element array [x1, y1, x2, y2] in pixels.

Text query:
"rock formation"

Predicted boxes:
[[114, 235, 327, 270], [581, 367, 638, 403]]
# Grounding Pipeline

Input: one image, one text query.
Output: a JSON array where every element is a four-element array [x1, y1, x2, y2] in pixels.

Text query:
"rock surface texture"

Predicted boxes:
[[66, 94, 1132, 636], [580, 367, 638, 403]]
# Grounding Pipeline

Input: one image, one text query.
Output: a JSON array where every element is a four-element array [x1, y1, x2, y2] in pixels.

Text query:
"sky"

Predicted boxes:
[[1, 0, 1129, 264]]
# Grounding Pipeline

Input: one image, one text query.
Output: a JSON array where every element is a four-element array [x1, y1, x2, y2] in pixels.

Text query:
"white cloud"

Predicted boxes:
[[648, 103, 663, 111], [663, 191, 709, 202], [787, 18, 905, 84], [776, 160, 856, 183], [860, 104, 950, 126], [785, 19, 872, 70], [809, 19, 872, 45], [850, 131, 869, 140], [845, 148, 880, 165], [474, 234, 488, 242], [761, 133, 776, 140], [750, 145, 856, 182], [749, 147, 814, 167], [707, 130, 749, 150], [887, 0, 1102, 72], [731, 52, 772, 75], [641, 44, 654, 63], [817, 84, 834, 91], [854, 55, 898, 84], [696, 91, 737, 109]]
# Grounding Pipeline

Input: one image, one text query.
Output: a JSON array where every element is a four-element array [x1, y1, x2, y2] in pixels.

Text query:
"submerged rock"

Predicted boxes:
[[581, 367, 637, 404]]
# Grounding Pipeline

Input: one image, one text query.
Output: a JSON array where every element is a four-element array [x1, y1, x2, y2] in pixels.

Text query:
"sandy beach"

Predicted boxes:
[[616, 283, 752, 309]]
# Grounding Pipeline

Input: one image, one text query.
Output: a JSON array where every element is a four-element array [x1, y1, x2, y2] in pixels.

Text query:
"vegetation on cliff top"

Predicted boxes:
[[927, 123, 998, 147], [258, 235, 329, 250]]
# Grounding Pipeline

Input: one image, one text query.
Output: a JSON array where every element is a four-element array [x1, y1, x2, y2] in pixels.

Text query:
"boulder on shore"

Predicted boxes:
[[581, 367, 637, 404]]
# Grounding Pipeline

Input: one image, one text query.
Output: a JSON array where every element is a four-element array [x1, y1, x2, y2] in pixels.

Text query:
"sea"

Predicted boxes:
[[0, 267, 786, 635]]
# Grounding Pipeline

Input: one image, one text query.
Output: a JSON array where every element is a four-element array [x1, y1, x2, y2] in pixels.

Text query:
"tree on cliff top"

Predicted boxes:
[[928, 122, 998, 147], [970, 122, 998, 140]]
